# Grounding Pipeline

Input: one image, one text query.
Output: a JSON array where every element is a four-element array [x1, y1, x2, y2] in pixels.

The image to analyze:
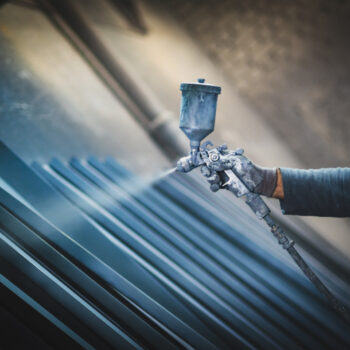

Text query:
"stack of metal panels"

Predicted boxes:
[[0, 141, 349, 349]]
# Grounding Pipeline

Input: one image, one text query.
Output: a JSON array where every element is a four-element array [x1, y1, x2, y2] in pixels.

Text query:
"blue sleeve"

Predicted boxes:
[[279, 168, 350, 217]]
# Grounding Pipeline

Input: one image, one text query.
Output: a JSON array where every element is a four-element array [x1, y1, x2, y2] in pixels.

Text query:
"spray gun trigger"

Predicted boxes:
[[222, 169, 250, 197]]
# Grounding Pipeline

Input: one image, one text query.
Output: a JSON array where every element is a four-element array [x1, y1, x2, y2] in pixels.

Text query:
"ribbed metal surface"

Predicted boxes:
[[0, 142, 349, 349]]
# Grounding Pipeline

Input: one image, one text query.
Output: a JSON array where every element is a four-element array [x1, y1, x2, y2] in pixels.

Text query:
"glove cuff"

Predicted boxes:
[[259, 167, 277, 197]]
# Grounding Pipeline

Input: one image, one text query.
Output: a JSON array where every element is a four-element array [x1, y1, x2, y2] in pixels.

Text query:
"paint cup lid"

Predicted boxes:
[[180, 78, 221, 94]]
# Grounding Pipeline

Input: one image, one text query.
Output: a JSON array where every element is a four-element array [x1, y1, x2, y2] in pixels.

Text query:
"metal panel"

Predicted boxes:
[[0, 142, 350, 349]]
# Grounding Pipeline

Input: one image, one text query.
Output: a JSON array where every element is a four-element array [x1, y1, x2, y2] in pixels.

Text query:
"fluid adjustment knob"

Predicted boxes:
[[209, 153, 220, 161]]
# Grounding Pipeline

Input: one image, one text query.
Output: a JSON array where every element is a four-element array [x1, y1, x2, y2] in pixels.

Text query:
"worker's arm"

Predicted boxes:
[[202, 154, 350, 217], [277, 167, 350, 217]]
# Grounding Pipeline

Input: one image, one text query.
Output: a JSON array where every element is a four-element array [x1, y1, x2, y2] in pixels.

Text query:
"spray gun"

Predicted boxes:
[[176, 78, 269, 218], [176, 78, 350, 323]]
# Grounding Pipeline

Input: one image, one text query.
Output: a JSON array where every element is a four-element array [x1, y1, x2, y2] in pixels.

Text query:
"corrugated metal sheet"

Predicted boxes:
[[0, 141, 349, 349]]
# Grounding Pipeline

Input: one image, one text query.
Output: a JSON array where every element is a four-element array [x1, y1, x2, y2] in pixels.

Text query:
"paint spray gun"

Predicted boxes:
[[176, 78, 269, 219], [176, 78, 350, 323]]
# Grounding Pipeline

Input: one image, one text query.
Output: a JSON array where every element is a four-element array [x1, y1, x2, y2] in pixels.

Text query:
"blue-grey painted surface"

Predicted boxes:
[[0, 141, 349, 349], [0, 3, 349, 348]]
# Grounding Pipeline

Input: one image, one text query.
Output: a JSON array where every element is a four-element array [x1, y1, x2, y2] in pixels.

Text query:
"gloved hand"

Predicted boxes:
[[201, 151, 277, 197]]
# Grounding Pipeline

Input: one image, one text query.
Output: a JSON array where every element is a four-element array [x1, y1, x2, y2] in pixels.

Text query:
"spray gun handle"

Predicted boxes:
[[222, 169, 270, 219]]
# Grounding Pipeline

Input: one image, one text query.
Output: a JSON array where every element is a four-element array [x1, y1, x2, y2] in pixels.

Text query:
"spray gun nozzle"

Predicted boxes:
[[176, 155, 193, 173]]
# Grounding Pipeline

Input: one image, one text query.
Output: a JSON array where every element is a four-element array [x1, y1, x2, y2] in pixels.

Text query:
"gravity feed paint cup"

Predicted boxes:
[[179, 78, 221, 150]]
